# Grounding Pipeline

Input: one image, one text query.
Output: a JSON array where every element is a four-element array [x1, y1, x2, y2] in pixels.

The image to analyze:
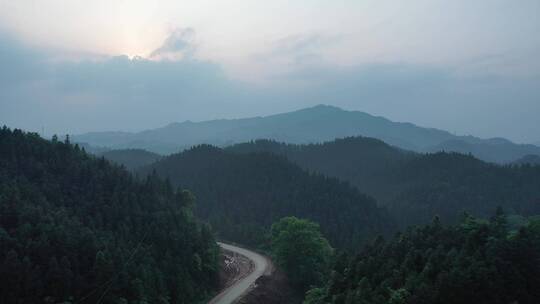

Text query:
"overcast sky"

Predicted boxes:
[[0, 0, 539, 143]]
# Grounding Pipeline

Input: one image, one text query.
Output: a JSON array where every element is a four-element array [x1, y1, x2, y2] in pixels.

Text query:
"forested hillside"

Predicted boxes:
[[228, 138, 540, 227], [388, 152, 540, 227], [138, 145, 395, 249], [227, 137, 415, 204], [100, 148, 162, 170], [305, 212, 540, 304], [0, 128, 219, 304]]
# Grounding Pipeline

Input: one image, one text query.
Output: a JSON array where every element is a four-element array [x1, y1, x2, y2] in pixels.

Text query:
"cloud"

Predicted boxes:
[[149, 28, 196, 60], [251, 33, 341, 69], [0, 31, 539, 143], [0, 32, 239, 134], [271, 34, 330, 55], [0, 32, 49, 86]]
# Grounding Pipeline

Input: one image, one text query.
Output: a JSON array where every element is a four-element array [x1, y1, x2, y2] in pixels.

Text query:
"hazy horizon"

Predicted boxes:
[[1, 0, 539, 143], [68, 104, 539, 146]]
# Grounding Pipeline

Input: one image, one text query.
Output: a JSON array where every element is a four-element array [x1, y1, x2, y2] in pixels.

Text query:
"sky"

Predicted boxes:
[[0, 0, 539, 143]]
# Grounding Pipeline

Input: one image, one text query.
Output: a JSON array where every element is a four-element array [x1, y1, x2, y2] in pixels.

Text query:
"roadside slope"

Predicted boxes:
[[209, 243, 272, 304]]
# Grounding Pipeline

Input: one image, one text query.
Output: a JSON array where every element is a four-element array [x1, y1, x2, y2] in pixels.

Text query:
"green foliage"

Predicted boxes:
[[529, 216, 540, 234], [139, 145, 395, 249], [0, 127, 219, 304], [228, 138, 540, 228], [271, 217, 333, 291], [308, 212, 540, 304], [303, 287, 327, 304]]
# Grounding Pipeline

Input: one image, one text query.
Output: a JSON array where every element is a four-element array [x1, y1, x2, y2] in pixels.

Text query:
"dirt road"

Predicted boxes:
[[208, 242, 272, 304]]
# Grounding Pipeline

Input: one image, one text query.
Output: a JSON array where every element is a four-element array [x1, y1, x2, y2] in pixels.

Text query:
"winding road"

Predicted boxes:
[[208, 242, 272, 304]]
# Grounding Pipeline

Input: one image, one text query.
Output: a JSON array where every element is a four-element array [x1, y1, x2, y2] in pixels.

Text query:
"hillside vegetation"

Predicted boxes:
[[228, 138, 540, 227], [0, 128, 219, 304], [305, 211, 540, 304], [139, 145, 395, 249]]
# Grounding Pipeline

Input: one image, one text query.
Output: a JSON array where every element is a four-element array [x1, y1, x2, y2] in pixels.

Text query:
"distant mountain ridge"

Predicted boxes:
[[73, 105, 540, 163]]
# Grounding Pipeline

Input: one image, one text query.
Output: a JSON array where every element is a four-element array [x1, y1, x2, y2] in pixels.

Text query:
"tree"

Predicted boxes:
[[271, 217, 333, 291], [308, 212, 540, 304], [303, 287, 327, 304], [0, 127, 219, 304]]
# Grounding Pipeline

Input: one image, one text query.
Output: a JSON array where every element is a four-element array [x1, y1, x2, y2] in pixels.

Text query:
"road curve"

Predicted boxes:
[[208, 242, 271, 304]]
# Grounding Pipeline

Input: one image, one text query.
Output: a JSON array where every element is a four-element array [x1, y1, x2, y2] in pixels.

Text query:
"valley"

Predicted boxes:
[[2, 124, 540, 304], [2, 3, 540, 302]]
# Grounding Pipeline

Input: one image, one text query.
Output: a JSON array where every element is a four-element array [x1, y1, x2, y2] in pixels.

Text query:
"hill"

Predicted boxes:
[[227, 138, 540, 228], [425, 137, 540, 164], [0, 128, 219, 303], [100, 149, 162, 170], [138, 145, 396, 249], [388, 152, 540, 227], [306, 213, 540, 304], [73, 105, 540, 163]]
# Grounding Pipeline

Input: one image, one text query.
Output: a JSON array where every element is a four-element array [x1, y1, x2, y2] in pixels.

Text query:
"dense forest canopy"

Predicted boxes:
[[228, 138, 540, 227], [0, 127, 219, 304], [305, 211, 540, 304], [2, 128, 539, 304], [138, 145, 395, 249]]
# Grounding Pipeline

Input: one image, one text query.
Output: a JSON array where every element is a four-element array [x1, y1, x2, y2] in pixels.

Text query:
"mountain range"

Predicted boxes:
[[73, 105, 540, 163]]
